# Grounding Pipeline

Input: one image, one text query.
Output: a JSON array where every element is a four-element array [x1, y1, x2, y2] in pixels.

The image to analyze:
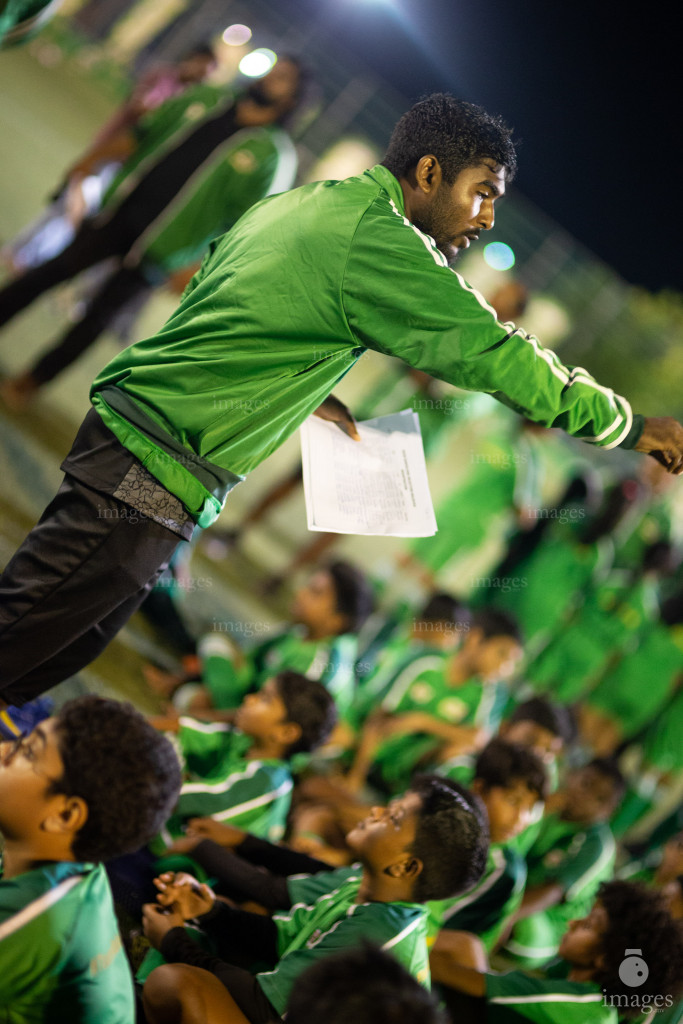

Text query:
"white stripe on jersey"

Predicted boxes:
[[178, 716, 232, 733], [490, 993, 603, 1005], [212, 777, 293, 822], [0, 874, 83, 941], [382, 914, 423, 950], [441, 847, 507, 922]]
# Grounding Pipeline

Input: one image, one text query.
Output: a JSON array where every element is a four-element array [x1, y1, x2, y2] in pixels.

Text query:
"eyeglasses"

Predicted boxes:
[[1, 732, 60, 783]]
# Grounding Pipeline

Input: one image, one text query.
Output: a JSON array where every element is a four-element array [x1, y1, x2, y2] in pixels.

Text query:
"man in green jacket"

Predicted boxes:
[[1, 93, 682, 708]]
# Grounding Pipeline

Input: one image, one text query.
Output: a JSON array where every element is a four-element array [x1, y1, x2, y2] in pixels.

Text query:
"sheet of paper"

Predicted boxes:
[[300, 409, 438, 537]]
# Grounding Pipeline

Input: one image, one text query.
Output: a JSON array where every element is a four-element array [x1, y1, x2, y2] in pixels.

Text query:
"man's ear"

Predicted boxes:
[[43, 795, 88, 838], [414, 155, 443, 195]]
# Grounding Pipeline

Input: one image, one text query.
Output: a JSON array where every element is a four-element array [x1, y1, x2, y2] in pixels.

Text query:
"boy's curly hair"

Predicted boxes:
[[597, 880, 683, 1016], [52, 696, 181, 862]]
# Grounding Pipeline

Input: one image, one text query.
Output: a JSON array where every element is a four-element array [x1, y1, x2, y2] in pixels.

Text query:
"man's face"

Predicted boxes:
[[0, 719, 65, 841], [346, 792, 422, 870], [559, 901, 609, 967], [414, 159, 506, 262], [481, 780, 538, 844]]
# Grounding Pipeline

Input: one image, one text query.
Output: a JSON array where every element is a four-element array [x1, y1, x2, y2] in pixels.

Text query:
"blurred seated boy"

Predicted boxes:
[[503, 758, 624, 967], [346, 609, 523, 798], [148, 561, 373, 727], [0, 696, 181, 1023], [155, 671, 336, 844], [432, 881, 683, 1023], [438, 695, 573, 788], [285, 943, 445, 1024], [428, 738, 547, 955], [140, 776, 489, 1024], [351, 592, 468, 731], [108, 672, 335, 912]]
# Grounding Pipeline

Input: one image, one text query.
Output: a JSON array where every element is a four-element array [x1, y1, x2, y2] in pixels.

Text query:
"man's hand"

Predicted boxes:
[[142, 903, 185, 949], [313, 395, 361, 441], [185, 818, 247, 848], [153, 871, 215, 919], [635, 417, 683, 474]]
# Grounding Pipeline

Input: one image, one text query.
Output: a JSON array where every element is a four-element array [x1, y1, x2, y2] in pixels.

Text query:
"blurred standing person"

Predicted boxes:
[[1, 44, 217, 276], [0, 57, 306, 408]]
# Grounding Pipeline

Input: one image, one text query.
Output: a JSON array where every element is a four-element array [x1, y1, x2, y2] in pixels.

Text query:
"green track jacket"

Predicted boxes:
[[91, 164, 640, 527]]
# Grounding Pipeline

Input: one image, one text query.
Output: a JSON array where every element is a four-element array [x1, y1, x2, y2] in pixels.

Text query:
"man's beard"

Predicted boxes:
[[412, 193, 460, 265]]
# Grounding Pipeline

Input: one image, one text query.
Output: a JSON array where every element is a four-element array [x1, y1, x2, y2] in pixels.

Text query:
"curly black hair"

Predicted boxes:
[[382, 94, 517, 185], [474, 737, 548, 802], [275, 670, 338, 757], [51, 696, 181, 862], [508, 697, 576, 746], [409, 775, 489, 902], [471, 607, 522, 644], [597, 880, 683, 1016], [286, 943, 445, 1024]]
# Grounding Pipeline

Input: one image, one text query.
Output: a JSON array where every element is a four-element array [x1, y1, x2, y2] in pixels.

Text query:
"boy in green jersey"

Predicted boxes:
[[504, 759, 624, 968], [428, 738, 547, 953], [140, 776, 489, 1023], [105, 671, 335, 915], [350, 609, 523, 797], [285, 943, 444, 1024], [432, 881, 683, 1023], [2, 93, 682, 709], [437, 695, 573, 789], [151, 560, 373, 724], [0, 695, 181, 1024], [351, 592, 467, 731], [156, 671, 336, 844]]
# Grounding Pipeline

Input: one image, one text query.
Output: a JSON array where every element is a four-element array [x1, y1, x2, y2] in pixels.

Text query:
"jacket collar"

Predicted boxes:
[[363, 164, 406, 215]]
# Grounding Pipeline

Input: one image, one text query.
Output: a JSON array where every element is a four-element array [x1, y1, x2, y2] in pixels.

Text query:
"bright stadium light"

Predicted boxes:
[[483, 241, 516, 271], [222, 24, 252, 46], [238, 48, 277, 77]]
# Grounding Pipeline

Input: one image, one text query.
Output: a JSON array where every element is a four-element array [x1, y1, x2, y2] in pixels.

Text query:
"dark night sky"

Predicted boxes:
[[291, 0, 682, 292]]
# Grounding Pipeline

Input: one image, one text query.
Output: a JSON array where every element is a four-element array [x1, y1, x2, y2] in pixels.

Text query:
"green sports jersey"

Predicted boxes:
[[198, 627, 358, 718], [485, 968, 616, 1024], [353, 641, 448, 729], [526, 574, 659, 703], [412, 414, 541, 573], [372, 662, 507, 794], [426, 843, 526, 951], [90, 163, 639, 528], [586, 621, 683, 736], [0, 861, 134, 1024], [641, 686, 683, 772], [157, 718, 293, 846], [506, 815, 615, 967], [258, 866, 429, 1013], [482, 531, 608, 651]]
